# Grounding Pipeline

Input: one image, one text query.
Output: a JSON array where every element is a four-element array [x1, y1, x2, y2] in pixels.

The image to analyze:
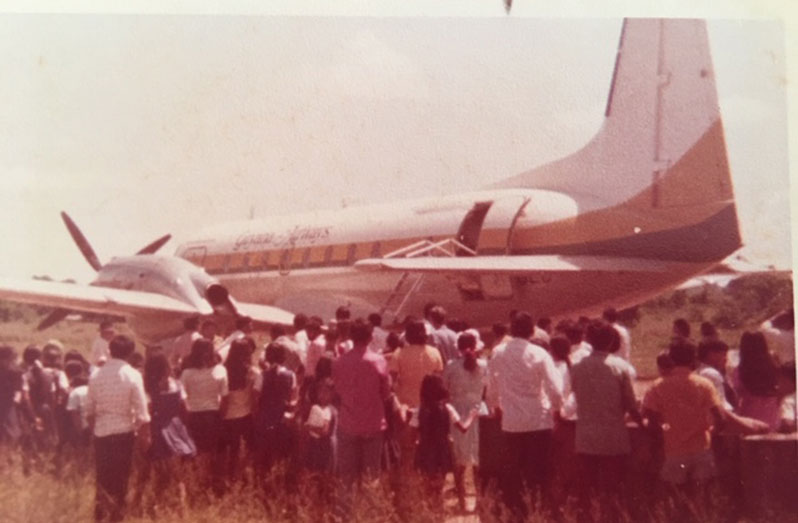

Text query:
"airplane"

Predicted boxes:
[[0, 18, 744, 344]]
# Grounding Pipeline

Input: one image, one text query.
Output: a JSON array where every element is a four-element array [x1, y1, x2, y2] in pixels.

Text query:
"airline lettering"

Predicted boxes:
[[233, 226, 332, 252]]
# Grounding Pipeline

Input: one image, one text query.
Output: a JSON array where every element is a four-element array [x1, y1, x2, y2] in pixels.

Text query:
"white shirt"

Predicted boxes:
[[369, 326, 389, 354], [87, 358, 150, 437], [90, 337, 110, 367], [533, 326, 551, 345], [169, 330, 202, 364], [570, 341, 593, 365], [553, 360, 578, 421], [305, 335, 327, 377], [217, 330, 246, 363], [696, 363, 733, 411], [181, 364, 229, 412], [66, 384, 90, 430], [306, 404, 333, 438], [488, 337, 563, 432], [760, 321, 795, 363], [294, 330, 310, 364], [612, 323, 632, 362]]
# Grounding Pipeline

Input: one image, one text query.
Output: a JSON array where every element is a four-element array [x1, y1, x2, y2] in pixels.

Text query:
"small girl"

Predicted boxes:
[[304, 378, 335, 473], [415, 374, 478, 505]]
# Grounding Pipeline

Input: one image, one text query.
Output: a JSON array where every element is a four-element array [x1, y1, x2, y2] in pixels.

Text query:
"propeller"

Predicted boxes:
[[37, 308, 71, 331], [61, 212, 103, 271], [137, 234, 172, 255]]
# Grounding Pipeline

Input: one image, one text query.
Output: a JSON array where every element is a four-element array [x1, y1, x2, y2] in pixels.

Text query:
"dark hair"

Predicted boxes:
[[128, 352, 145, 369], [350, 318, 373, 345], [537, 317, 552, 331], [144, 353, 171, 395], [99, 320, 114, 331], [738, 331, 778, 396], [386, 332, 404, 352], [109, 335, 136, 360], [367, 313, 382, 327], [428, 306, 446, 326], [306, 317, 323, 338], [457, 333, 478, 373], [585, 320, 615, 353], [293, 313, 308, 331], [314, 356, 333, 380], [264, 342, 286, 365], [335, 306, 351, 321], [64, 350, 88, 368], [549, 336, 571, 367], [656, 351, 674, 372], [510, 312, 534, 339], [668, 338, 696, 368], [602, 308, 618, 323], [405, 320, 428, 345], [226, 339, 252, 391], [42, 344, 63, 368], [64, 360, 84, 380], [23, 345, 41, 365], [184, 338, 215, 369], [423, 302, 437, 319], [420, 374, 448, 406], [183, 316, 200, 331], [697, 340, 728, 362], [235, 316, 252, 330], [673, 318, 691, 338], [270, 324, 287, 339], [700, 321, 718, 339]]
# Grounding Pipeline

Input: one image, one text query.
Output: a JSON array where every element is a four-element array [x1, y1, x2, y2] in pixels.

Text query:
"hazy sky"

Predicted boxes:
[[0, 3, 791, 282]]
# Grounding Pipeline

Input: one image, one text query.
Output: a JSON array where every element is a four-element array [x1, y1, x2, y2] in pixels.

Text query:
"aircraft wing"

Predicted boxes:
[[232, 301, 295, 327], [354, 255, 671, 274], [0, 276, 200, 317]]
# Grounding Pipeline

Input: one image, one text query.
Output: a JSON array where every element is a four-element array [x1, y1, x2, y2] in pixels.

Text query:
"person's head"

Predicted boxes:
[[99, 320, 115, 341], [293, 313, 308, 332], [128, 352, 145, 371], [109, 335, 136, 361], [306, 317, 323, 340], [183, 316, 199, 332], [235, 316, 253, 333], [405, 319, 428, 345], [23, 345, 41, 366], [64, 360, 88, 387], [42, 341, 64, 369], [537, 317, 552, 334], [602, 308, 618, 324], [0, 345, 16, 370], [549, 336, 571, 366], [225, 339, 253, 390], [270, 324, 287, 340], [560, 320, 584, 345], [367, 313, 382, 328], [144, 352, 171, 395], [738, 331, 778, 396], [386, 332, 404, 353], [314, 356, 333, 380], [64, 350, 88, 370], [457, 332, 478, 372], [697, 340, 729, 371], [264, 341, 286, 366], [185, 338, 215, 369], [350, 318, 373, 347], [668, 338, 696, 368], [316, 378, 334, 406], [700, 321, 718, 341], [509, 311, 534, 340], [200, 319, 218, 340], [335, 306, 351, 322], [423, 302, 437, 320], [428, 306, 446, 327], [672, 318, 691, 339], [585, 320, 616, 353], [419, 374, 448, 407], [656, 351, 675, 376]]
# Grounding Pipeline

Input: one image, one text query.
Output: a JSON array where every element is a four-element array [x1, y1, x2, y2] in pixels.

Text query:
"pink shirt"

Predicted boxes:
[[332, 346, 390, 436]]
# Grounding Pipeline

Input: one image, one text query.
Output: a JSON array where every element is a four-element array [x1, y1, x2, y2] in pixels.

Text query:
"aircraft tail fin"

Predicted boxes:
[[493, 19, 741, 263]]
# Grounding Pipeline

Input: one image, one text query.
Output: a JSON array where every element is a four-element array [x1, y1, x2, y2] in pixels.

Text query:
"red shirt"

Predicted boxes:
[[333, 346, 390, 436]]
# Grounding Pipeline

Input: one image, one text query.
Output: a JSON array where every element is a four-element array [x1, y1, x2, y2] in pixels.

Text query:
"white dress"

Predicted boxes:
[[443, 359, 487, 466]]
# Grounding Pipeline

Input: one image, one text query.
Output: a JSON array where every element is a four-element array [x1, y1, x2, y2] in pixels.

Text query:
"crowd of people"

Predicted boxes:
[[0, 304, 795, 522]]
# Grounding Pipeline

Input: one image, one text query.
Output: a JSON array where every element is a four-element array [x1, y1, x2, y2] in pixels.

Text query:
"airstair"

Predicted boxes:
[[378, 238, 476, 321]]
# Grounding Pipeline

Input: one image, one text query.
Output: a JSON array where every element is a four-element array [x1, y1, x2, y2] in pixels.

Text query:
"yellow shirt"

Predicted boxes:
[[389, 344, 443, 408], [643, 367, 721, 458]]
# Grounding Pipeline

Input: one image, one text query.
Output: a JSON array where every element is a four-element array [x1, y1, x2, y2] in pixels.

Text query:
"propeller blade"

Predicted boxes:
[[136, 234, 172, 255], [37, 308, 71, 330], [61, 212, 103, 271]]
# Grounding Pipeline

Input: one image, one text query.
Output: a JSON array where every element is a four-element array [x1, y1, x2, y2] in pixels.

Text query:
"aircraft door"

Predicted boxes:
[[455, 202, 492, 255], [477, 196, 531, 254]]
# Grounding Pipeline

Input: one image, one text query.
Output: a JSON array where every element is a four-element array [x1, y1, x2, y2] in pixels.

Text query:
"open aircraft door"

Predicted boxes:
[[454, 196, 531, 300]]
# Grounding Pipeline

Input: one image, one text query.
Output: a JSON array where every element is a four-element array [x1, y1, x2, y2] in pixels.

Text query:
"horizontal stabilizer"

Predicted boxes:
[[354, 255, 671, 275], [0, 277, 200, 318]]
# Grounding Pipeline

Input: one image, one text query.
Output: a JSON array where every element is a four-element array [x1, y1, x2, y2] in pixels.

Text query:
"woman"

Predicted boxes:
[[442, 332, 487, 511], [733, 331, 780, 431], [219, 338, 259, 482], [180, 339, 228, 454]]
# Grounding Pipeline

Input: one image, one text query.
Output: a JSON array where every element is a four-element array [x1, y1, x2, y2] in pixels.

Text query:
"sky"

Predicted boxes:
[[0, 2, 793, 283]]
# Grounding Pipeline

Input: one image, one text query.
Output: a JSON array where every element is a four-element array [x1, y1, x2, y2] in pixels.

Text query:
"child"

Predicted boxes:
[[415, 375, 478, 505], [64, 361, 90, 449], [304, 378, 336, 473]]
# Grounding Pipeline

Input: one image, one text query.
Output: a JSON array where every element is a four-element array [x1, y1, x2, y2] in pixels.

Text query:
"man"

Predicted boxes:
[[427, 305, 458, 363], [200, 319, 222, 348], [168, 316, 202, 368], [570, 320, 641, 519], [603, 307, 632, 362], [558, 319, 592, 365], [389, 319, 443, 410], [292, 313, 310, 358], [488, 311, 563, 518], [332, 319, 391, 487], [367, 312, 389, 354], [303, 317, 326, 378], [696, 340, 736, 411], [86, 335, 150, 522], [217, 316, 252, 362], [89, 321, 115, 368], [643, 339, 768, 495], [760, 308, 795, 364]]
